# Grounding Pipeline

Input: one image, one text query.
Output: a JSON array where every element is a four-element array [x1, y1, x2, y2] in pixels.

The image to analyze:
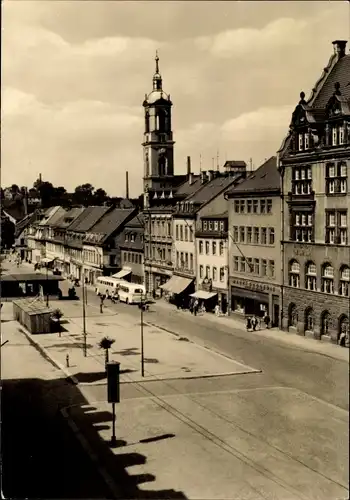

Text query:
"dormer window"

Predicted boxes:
[[209, 221, 213, 230], [339, 126, 345, 145], [332, 127, 338, 146], [125, 234, 129, 241], [131, 233, 135, 243], [214, 221, 218, 231], [203, 221, 208, 230], [304, 133, 310, 150]]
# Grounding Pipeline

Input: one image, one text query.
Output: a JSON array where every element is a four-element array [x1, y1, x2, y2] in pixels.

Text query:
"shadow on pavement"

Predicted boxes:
[[1, 375, 187, 499], [73, 371, 107, 383], [46, 342, 94, 350]]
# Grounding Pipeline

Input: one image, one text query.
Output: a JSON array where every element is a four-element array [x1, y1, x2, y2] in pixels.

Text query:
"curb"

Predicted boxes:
[[60, 407, 121, 499], [18, 326, 80, 385]]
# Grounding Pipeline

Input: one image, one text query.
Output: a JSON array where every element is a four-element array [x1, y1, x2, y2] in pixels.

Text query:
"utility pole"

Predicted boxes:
[[82, 274, 87, 357], [140, 293, 145, 377]]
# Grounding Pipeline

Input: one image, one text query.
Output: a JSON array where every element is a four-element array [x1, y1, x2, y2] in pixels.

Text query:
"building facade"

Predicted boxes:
[[226, 157, 282, 326], [278, 40, 350, 345], [118, 213, 145, 284]]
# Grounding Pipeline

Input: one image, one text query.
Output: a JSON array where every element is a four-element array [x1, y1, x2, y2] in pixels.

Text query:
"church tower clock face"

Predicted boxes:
[[142, 52, 175, 187]]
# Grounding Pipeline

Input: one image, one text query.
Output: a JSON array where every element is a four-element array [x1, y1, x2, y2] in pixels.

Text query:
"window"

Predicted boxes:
[[190, 253, 193, 270], [332, 127, 337, 146], [131, 233, 135, 243], [268, 260, 275, 278], [219, 267, 225, 281], [189, 227, 193, 242], [167, 222, 171, 237], [184, 226, 188, 241], [234, 256, 239, 271], [291, 211, 313, 242], [269, 228, 275, 245], [247, 258, 253, 273], [220, 221, 224, 232], [292, 166, 312, 195], [339, 266, 350, 297], [199, 265, 204, 278], [326, 162, 347, 195], [339, 126, 345, 145], [199, 240, 203, 254], [233, 226, 239, 242], [240, 200, 245, 213], [289, 260, 300, 287], [234, 200, 240, 213], [203, 221, 208, 230], [247, 227, 252, 243], [219, 241, 224, 255], [185, 252, 189, 268], [212, 267, 217, 281], [305, 261, 317, 291], [304, 133, 310, 150], [247, 200, 252, 213], [253, 200, 259, 213], [261, 227, 267, 245], [254, 258, 260, 275], [206, 266, 210, 278], [214, 221, 219, 231], [239, 226, 245, 243], [260, 200, 266, 214], [325, 210, 347, 245], [205, 241, 210, 254], [321, 264, 334, 293], [267, 199, 272, 214], [298, 134, 304, 151], [209, 221, 213, 230], [212, 241, 217, 254], [261, 259, 267, 276], [240, 257, 246, 272], [180, 225, 183, 241], [180, 252, 184, 266], [253, 227, 260, 244]]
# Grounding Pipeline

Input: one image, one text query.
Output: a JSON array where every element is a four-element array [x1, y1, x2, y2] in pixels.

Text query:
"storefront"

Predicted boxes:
[[160, 275, 194, 306], [230, 278, 280, 327]]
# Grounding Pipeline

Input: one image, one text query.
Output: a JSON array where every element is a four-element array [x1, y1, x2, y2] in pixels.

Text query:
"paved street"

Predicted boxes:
[[1, 263, 349, 499]]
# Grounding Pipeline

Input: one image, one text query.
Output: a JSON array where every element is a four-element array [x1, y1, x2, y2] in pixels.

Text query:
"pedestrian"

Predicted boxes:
[[264, 314, 270, 329], [252, 316, 257, 331], [215, 304, 220, 316], [246, 317, 251, 331], [100, 294, 105, 314]]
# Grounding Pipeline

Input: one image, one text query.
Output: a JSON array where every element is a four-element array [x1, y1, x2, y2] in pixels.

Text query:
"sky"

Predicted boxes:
[[2, 1, 349, 197]]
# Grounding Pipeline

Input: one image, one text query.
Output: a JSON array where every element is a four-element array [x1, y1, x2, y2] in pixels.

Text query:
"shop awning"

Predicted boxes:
[[190, 290, 217, 300], [160, 276, 193, 294], [112, 268, 131, 279], [41, 257, 55, 264]]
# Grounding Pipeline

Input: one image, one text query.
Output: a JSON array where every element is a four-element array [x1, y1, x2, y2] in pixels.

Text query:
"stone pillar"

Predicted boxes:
[[296, 321, 305, 336]]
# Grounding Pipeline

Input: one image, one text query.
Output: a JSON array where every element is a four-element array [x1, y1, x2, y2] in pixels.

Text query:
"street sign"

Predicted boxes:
[[107, 361, 120, 403]]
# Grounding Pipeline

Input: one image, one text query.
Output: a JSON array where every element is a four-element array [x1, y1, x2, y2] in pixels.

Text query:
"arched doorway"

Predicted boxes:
[[304, 307, 314, 332], [338, 315, 349, 347], [288, 303, 298, 327], [320, 311, 331, 337]]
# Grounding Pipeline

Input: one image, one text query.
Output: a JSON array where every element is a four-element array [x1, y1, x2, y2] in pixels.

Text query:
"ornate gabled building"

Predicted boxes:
[[278, 40, 350, 346]]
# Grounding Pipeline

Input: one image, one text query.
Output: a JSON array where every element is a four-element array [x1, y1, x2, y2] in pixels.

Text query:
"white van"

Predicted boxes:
[[96, 276, 125, 298], [118, 283, 146, 304]]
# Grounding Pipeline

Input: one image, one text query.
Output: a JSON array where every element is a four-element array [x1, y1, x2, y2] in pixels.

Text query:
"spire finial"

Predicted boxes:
[[155, 50, 159, 74]]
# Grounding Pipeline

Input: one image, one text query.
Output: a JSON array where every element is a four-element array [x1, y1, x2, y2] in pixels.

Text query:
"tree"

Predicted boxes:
[[0, 215, 15, 249], [98, 336, 115, 369], [37, 182, 55, 208], [51, 308, 64, 337], [93, 188, 108, 206], [73, 183, 94, 206], [10, 184, 19, 200]]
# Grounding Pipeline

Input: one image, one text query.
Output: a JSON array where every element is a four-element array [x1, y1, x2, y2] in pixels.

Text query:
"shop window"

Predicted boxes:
[[305, 307, 314, 331]]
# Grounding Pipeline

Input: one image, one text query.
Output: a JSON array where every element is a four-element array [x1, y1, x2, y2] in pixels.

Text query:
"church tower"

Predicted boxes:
[[142, 52, 175, 206]]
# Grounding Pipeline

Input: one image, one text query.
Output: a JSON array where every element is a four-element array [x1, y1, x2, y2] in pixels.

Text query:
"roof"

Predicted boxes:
[[184, 173, 244, 206], [175, 175, 202, 197], [124, 212, 144, 228], [223, 160, 247, 169], [52, 207, 85, 229], [39, 206, 66, 226], [14, 211, 40, 237], [312, 53, 350, 109], [3, 205, 26, 222], [226, 157, 279, 196], [1, 273, 63, 282], [86, 208, 136, 243], [67, 206, 110, 232], [199, 211, 228, 219]]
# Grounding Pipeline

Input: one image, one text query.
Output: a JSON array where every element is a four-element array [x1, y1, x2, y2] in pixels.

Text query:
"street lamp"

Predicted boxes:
[[140, 292, 145, 377], [82, 271, 87, 357]]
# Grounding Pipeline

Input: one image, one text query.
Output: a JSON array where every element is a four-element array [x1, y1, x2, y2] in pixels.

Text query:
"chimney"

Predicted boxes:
[[207, 170, 214, 181], [200, 171, 207, 184], [188, 172, 194, 185], [39, 173, 42, 183], [332, 40, 347, 58], [126, 171, 129, 199], [23, 187, 28, 216], [187, 156, 191, 176]]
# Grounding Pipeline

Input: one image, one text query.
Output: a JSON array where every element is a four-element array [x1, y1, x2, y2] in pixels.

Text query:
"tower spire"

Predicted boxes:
[[153, 50, 162, 91]]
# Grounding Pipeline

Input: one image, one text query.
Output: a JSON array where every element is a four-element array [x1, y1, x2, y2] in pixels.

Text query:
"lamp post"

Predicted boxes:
[[82, 271, 87, 357], [45, 263, 49, 307], [140, 292, 145, 377]]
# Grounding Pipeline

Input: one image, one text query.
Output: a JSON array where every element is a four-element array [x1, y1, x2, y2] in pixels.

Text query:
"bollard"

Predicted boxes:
[[66, 354, 70, 368]]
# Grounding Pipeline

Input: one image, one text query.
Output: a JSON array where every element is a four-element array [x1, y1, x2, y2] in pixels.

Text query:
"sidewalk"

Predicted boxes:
[[2, 300, 260, 388], [151, 298, 349, 363]]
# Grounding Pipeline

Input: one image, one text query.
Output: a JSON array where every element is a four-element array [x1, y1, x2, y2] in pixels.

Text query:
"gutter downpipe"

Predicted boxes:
[[277, 153, 285, 330]]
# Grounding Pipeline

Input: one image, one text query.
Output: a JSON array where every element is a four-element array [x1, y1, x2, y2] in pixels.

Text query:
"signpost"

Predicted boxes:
[[107, 361, 120, 447]]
